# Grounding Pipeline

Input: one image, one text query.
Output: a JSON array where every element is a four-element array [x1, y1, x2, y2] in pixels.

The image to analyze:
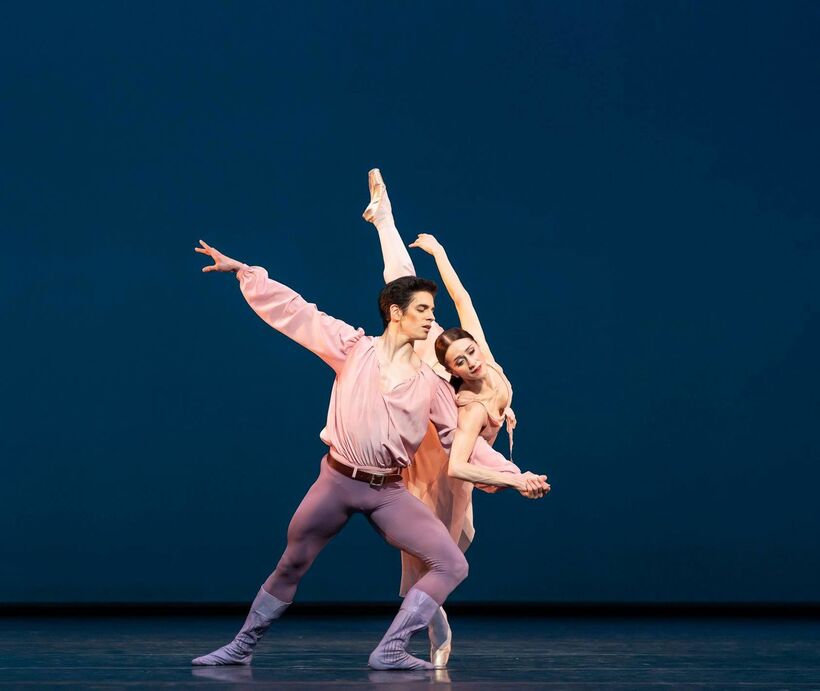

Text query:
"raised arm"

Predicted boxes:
[[409, 234, 496, 364], [196, 240, 364, 373]]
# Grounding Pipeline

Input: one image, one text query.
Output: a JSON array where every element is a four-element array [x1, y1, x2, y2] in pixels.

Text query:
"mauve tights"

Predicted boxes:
[[262, 457, 468, 604]]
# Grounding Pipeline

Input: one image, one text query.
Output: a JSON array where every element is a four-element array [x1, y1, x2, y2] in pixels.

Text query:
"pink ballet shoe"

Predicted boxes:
[[362, 168, 393, 224], [428, 606, 452, 668]]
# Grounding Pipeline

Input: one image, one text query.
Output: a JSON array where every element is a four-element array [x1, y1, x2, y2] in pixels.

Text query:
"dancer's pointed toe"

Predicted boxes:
[[429, 606, 452, 668], [431, 639, 451, 669], [368, 168, 384, 195], [362, 168, 392, 224]]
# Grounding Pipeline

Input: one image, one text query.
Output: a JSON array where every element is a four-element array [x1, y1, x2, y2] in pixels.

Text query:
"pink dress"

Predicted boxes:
[[455, 361, 518, 461], [399, 338, 519, 594]]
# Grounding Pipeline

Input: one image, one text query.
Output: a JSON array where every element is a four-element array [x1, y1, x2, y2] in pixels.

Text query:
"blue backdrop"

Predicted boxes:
[[2, 1, 819, 603]]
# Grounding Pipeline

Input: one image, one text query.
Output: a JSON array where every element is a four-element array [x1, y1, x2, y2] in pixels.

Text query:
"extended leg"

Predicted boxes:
[[262, 461, 354, 602], [362, 168, 441, 366], [363, 168, 416, 282], [192, 461, 353, 665]]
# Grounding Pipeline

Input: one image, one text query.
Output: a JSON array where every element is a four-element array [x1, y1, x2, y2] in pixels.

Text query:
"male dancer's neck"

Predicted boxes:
[[377, 325, 420, 365]]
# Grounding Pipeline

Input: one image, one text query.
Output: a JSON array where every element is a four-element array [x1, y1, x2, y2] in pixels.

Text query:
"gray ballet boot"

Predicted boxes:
[[192, 587, 290, 666], [368, 588, 439, 670]]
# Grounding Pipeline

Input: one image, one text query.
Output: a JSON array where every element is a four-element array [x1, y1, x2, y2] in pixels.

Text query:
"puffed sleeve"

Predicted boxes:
[[427, 372, 521, 493], [237, 265, 365, 373]]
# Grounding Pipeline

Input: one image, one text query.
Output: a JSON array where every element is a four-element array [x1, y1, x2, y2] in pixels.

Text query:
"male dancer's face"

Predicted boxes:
[[394, 291, 435, 342]]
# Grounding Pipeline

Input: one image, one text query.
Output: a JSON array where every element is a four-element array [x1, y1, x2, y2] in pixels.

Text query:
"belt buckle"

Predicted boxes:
[[369, 473, 386, 487]]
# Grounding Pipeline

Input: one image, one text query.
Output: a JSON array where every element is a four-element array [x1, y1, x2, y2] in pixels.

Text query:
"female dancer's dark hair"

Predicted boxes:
[[378, 275, 438, 327]]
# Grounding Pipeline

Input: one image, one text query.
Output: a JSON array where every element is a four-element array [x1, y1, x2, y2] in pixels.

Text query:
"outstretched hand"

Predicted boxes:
[[517, 471, 550, 500], [194, 240, 244, 273], [408, 233, 444, 256]]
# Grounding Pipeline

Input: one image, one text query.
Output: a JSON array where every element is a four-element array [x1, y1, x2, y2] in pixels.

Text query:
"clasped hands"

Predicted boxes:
[[517, 471, 550, 499]]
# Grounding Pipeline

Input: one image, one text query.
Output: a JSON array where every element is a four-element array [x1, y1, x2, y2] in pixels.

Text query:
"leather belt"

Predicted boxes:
[[326, 452, 403, 487]]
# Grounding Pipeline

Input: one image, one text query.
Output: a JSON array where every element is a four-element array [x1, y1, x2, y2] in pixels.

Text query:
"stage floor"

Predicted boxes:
[[1, 616, 819, 688]]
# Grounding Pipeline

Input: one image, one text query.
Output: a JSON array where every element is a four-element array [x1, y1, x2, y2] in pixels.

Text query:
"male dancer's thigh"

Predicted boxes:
[[367, 484, 468, 604], [263, 458, 353, 601]]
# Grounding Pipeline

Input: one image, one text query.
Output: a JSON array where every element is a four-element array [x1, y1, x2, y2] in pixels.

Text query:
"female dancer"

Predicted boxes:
[[363, 169, 549, 667]]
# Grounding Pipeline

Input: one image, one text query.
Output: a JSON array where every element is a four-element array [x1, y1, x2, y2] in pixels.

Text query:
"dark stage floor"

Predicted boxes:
[[1, 615, 819, 689]]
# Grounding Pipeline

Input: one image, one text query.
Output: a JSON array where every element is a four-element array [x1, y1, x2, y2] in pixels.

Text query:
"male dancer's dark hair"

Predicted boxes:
[[378, 276, 438, 328]]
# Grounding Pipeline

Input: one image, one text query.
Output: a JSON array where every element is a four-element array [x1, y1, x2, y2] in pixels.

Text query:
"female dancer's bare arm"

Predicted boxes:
[[448, 403, 548, 498], [408, 234, 496, 363]]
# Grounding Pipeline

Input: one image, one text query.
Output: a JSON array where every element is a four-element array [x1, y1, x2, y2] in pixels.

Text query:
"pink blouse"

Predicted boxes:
[[236, 264, 522, 478]]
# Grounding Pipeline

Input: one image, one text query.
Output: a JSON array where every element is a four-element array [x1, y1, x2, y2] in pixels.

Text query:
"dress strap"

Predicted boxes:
[[504, 407, 517, 461]]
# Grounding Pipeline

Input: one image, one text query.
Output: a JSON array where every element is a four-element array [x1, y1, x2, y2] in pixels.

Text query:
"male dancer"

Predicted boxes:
[[192, 239, 548, 670]]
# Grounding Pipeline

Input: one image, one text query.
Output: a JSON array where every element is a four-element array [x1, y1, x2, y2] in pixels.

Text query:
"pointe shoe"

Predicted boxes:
[[429, 606, 452, 669], [191, 587, 290, 666], [362, 168, 392, 224], [368, 588, 437, 670]]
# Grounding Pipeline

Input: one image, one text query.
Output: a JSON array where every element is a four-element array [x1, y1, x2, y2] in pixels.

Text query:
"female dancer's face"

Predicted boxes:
[[445, 338, 485, 382]]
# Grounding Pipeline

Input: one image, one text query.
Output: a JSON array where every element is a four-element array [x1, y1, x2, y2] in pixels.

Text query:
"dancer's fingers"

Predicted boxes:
[[194, 247, 209, 254]]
